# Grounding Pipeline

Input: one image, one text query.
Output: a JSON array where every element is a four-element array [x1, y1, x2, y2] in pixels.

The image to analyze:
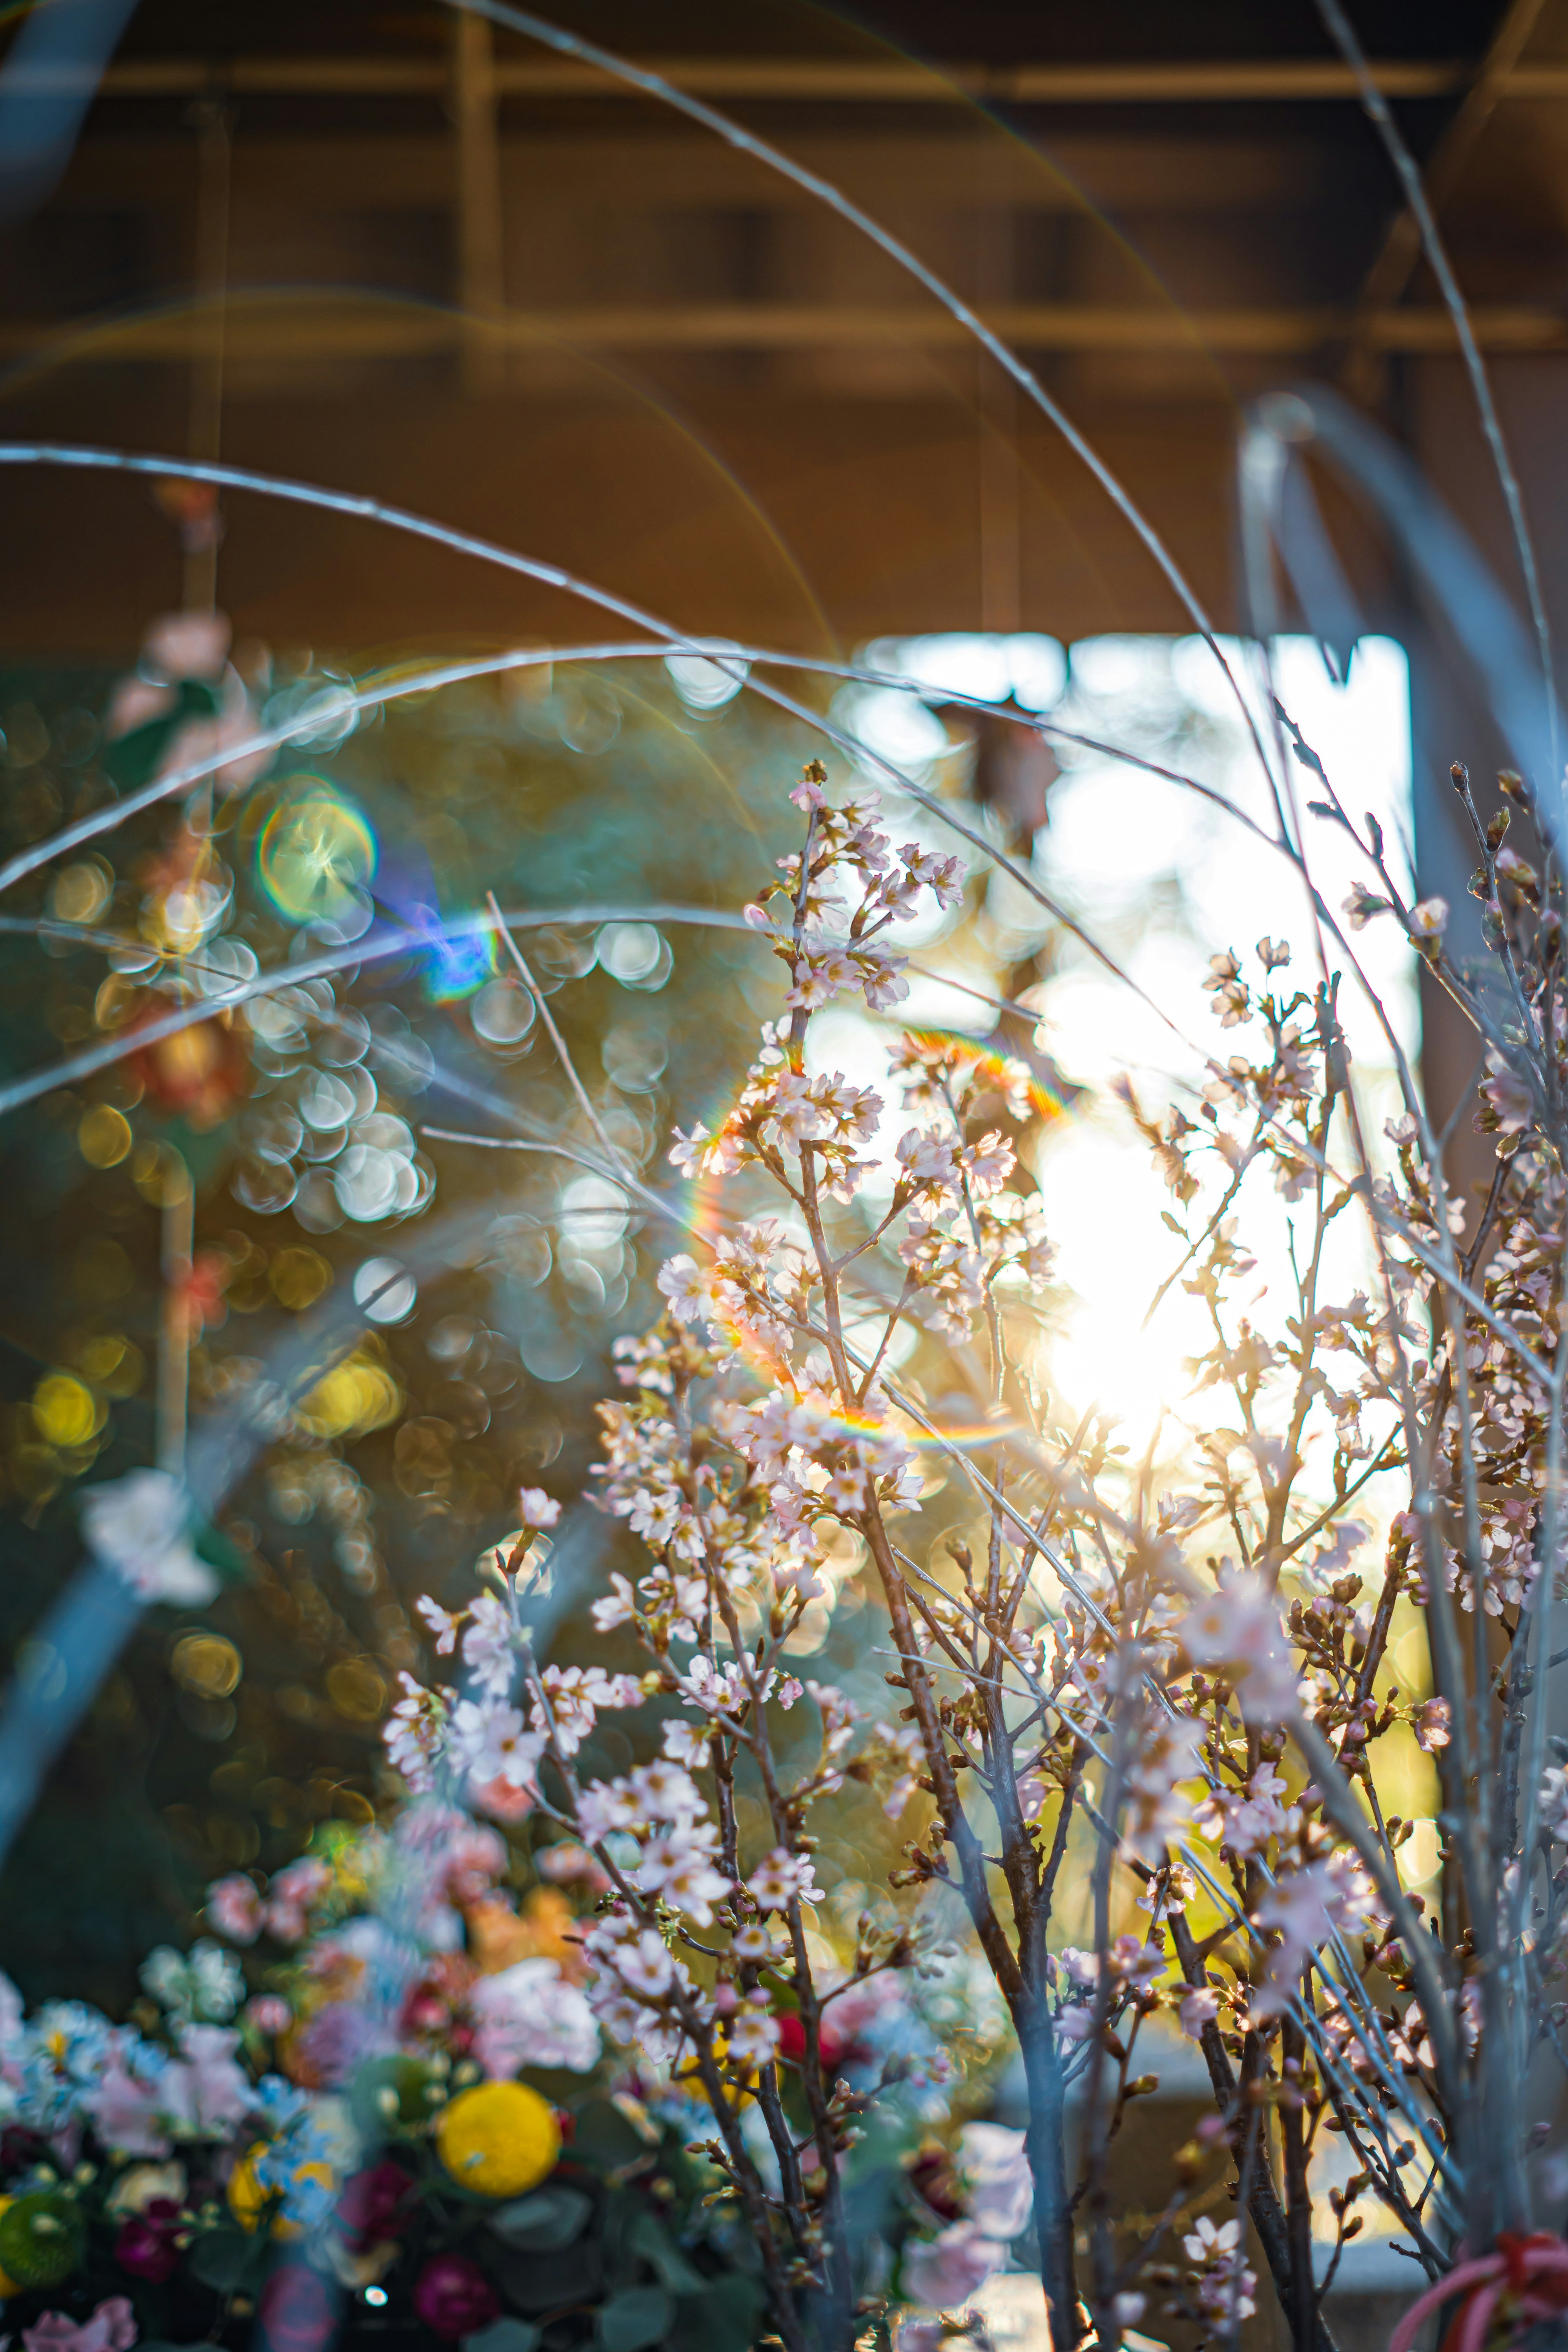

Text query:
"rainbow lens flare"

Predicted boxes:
[[257, 778, 377, 925]]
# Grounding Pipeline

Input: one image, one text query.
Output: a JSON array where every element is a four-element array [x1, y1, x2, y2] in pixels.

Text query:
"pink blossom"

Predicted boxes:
[[264, 1856, 331, 1942], [902, 2219, 1006, 2310], [538, 1842, 612, 1893], [416, 1595, 461, 1654], [143, 611, 230, 682], [958, 2123, 1033, 2240], [160, 2026, 252, 2135], [518, 1486, 561, 1529], [206, 1874, 263, 1944], [1481, 1055, 1533, 1134], [469, 1958, 599, 2076], [1176, 1570, 1300, 1724], [23, 2302, 139, 2352], [1251, 1853, 1378, 2016], [81, 2063, 170, 2157], [724, 1996, 782, 2067], [1178, 1986, 1221, 2040], [471, 1775, 536, 1825]]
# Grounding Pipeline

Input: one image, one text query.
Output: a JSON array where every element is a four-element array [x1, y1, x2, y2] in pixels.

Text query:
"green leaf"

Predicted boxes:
[[628, 2210, 704, 2294], [188, 2226, 268, 2295], [670, 2274, 766, 2352], [597, 2285, 673, 2352], [572, 2097, 653, 2169], [489, 2185, 594, 2253], [463, 2323, 541, 2352]]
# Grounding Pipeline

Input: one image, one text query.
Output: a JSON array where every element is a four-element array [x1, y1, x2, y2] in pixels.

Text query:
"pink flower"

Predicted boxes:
[[537, 1842, 612, 1894], [23, 2298, 138, 2352], [1178, 1987, 1221, 2041], [470, 1773, 536, 1824], [1481, 1055, 1534, 1134], [206, 1874, 263, 1944], [245, 1995, 292, 2036], [1176, 1570, 1300, 1724], [1251, 1853, 1379, 2016], [902, 2219, 1007, 2310], [958, 2123, 1033, 2240], [414, 2255, 499, 2342], [156, 2025, 254, 2134], [142, 610, 230, 682], [468, 1959, 599, 2076], [264, 1856, 331, 1942], [82, 2060, 169, 2156], [518, 1486, 561, 1529]]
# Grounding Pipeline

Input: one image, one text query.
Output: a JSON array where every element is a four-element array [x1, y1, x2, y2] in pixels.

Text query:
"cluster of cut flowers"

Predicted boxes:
[[0, 1801, 777, 2352]]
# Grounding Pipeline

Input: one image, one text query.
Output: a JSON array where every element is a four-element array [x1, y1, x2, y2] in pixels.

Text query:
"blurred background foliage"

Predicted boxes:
[[0, 633, 833, 2004], [0, 619, 1064, 2012]]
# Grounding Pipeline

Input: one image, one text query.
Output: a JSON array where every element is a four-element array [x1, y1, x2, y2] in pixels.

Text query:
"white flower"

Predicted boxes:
[[81, 1469, 217, 1604], [747, 1848, 820, 1913], [638, 1821, 731, 1924], [724, 1997, 781, 2067], [657, 1255, 709, 1323], [1250, 1851, 1379, 2016], [461, 1593, 517, 1699], [518, 1486, 561, 1528], [1541, 1766, 1568, 1842], [629, 1760, 705, 1822], [1482, 1055, 1534, 1134], [449, 1699, 546, 1792], [469, 1958, 599, 2075], [140, 1939, 243, 2024], [416, 1596, 461, 1654], [731, 1922, 785, 1964], [606, 1928, 676, 2000], [576, 1777, 644, 1842], [661, 1718, 711, 1769], [591, 1572, 638, 1633]]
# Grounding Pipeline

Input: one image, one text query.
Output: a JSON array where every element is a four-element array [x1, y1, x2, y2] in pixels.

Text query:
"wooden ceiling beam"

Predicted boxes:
[[6, 301, 1566, 362], [45, 129, 1374, 212], [60, 54, 1502, 106]]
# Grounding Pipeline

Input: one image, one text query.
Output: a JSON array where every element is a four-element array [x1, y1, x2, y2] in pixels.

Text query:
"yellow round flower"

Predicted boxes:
[[227, 2143, 334, 2240], [0, 2196, 18, 2299], [435, 2082, 559, 2198]]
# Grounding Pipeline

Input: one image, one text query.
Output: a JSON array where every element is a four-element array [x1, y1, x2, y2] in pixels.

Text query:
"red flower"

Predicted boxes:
[[413, 2254, 499, 2341], [336, 2162, 415, 2253], [775, 2014, 807, 2066], [114, 2198, 184, 2284], [259, 2266, 337, 2352], [907, 2146, 966, 2224]]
